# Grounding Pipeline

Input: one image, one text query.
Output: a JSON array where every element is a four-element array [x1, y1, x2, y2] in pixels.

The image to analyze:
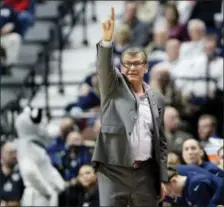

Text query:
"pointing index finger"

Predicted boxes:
[[111, 7, 115, 21]]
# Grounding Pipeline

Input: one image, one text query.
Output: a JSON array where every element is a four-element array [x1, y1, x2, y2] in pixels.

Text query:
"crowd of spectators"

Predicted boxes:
[[0, 0, 223, 206], [0, 0, 44, 75]]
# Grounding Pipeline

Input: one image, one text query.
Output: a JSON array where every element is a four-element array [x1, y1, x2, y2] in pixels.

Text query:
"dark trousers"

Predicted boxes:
[[97, 160, 158, 207]]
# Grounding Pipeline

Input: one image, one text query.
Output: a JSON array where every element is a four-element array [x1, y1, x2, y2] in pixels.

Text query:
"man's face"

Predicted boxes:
[[2, 144, 17, 167], [121, 53, 147, 85], [188, 24, 204, 41], [167, 178, 182, 197], [164, 109, 180, 132], [78, 166, 96, 187], [198, 118, 214, 140], [182, 139, 202, 165], [66, 132, 83, 147]]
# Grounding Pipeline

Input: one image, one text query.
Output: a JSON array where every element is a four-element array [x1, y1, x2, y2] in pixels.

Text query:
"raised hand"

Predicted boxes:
[[101, 7, 115, 41]]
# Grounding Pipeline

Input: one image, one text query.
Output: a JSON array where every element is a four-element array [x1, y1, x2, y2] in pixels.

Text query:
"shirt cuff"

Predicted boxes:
[[101, 40, 113, 47]]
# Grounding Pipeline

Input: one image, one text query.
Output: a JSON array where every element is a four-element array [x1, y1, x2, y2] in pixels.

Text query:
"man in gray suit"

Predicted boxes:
[[92, 7, 168, 207]]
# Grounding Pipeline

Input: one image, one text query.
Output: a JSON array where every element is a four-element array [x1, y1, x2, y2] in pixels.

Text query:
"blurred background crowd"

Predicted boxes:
[[0, 0, 223, 206]]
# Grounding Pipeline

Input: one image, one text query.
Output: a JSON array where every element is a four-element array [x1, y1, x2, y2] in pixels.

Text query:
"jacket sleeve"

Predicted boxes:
[[21, 158, 56, 197], [96, 41, 119, 98], [157, 94, 168, 183]]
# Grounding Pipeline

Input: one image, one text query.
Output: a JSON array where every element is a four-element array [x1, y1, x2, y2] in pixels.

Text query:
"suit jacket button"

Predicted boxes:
[[129, 132, 131, 136], [134, 116, 137, 120]]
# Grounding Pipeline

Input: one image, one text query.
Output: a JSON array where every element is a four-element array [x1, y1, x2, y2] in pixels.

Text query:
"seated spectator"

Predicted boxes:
[[166, 165, 224, 207], [47, 117, 75, 166], [4, 0, 35, 37], [164, 3, 186, 41], [179, 19, 206, 59], [197, 115, 224, 161], [165, 36, 222, 103], [122, 1, 150, 47], [182, 138, 224, 177], [158, 39, 206, 108], [163, 38, 181, 69], [145, 28, 168, 62], [0, 141, 24, 206], [174, 34, 223, 102], [0, 1, 21, 74], [149, 64, 183, 111], [217, 147, 223, 170], [198, 114, 221, 140], [65, 73, 100, 113], [113, 24, 131, 67], [61, 164, 99, 207], [163, 106, 192, 153], [194, 34, 223, 92], [58, 131, 92, 181]]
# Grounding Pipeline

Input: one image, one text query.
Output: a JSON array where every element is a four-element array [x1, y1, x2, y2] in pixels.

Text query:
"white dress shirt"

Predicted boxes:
[[130, 91, 153, 161]]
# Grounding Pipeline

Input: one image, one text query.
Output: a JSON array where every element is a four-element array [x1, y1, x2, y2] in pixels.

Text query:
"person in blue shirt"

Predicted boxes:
[[166, 165, 224, 207], [55, 131, 92, 181], [182, 138, 224, 177]]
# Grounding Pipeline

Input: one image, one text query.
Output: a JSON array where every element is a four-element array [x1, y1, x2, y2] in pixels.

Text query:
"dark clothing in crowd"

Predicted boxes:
[[176, 165, 224, 207], [168, 24, 186, 41], [0, 165, 24, 202], [0, 4, 19, 33], [65, 90, 100, 112], [60, 183, 99, 207], [58, 145, 92, 181], [47, 136, 65, 166], [189, 0, 222, 28], [200, 161, 224, 178], [3, 0, 35, 37]]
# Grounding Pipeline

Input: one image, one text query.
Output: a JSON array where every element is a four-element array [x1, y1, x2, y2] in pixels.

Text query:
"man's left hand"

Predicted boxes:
[[159, 183, 168, 202]]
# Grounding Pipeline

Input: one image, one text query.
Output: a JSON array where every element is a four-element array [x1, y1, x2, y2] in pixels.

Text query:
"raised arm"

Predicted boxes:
[[97, 7, 119, 97]]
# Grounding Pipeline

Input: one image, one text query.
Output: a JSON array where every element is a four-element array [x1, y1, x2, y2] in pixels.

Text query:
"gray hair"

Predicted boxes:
[[187, 19, 206, 32], [121, 47, 147, 63]]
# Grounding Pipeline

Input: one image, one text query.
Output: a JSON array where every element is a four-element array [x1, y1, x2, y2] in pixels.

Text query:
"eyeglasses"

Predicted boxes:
[[121, 61, 146, 69]]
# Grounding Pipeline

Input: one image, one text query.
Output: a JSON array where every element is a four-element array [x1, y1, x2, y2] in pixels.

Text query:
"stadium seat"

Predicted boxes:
[[35, 1, 63, 21], [23, 22, 53, 44], [16, 45, 42, 67]]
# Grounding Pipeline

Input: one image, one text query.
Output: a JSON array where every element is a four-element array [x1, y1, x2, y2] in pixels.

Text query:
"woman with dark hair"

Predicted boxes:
[[164, 3, 186, 41], [182, 138, 224, 177]]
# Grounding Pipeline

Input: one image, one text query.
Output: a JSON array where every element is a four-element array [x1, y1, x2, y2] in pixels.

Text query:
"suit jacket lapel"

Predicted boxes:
[[144, 84, 160, 138], [146, 89, 159, 119], [143, 82, 159, 120]]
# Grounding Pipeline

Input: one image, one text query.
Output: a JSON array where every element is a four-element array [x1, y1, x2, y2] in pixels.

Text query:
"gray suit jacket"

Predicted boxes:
[[92, 42, 168, 185]]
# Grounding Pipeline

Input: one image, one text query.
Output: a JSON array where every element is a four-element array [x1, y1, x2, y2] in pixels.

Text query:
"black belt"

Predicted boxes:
[[133, 158, 153, 169]]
